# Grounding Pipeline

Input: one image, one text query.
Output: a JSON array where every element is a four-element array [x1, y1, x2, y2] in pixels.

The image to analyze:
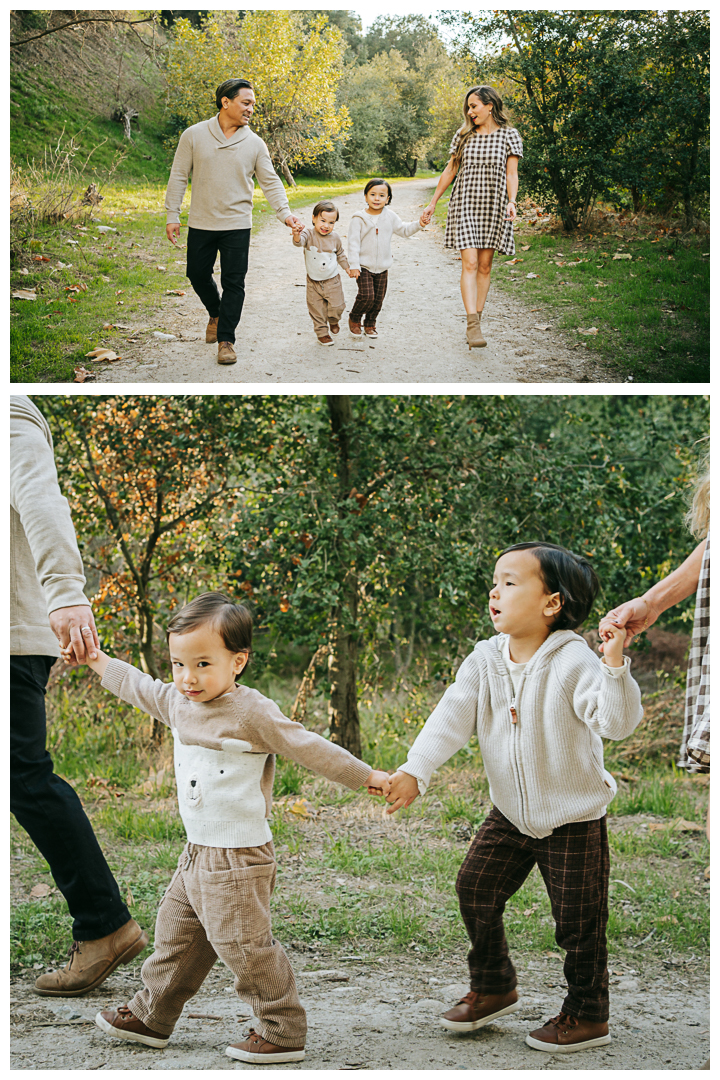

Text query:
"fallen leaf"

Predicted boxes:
[[101, 275, 111, 283], [505, 258, 523, 265], [544, 951, 564, 961], [289, 798, 316, 818], [534, 324, 551, 331], [18, 267, 29, 275], [156, 265, 167, 271], [73, 367, 96, 383], [152, 331, 177, 340], [658, 915, 678, 924], [526, 272, 538, 279], [96, 225, 116, 233], [595, 282, 609, 288], [165, 289, 186, 295], [521, 244, 531, 251], [85, 349, 121, 362], [613, 253, 632, 260], [577, 326, 599, 335], [29, 883, 54, 898], [648, 817, 704, 833], [33, 255, 50, 262], [12, 289, 37, 300]]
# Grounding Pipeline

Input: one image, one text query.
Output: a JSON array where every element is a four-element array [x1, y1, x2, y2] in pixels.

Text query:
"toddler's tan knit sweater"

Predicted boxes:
[[165, 115, 292, 231], [102, 659, 372, 848]]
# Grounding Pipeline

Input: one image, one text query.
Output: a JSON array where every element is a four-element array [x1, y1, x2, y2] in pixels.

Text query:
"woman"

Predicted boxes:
[[599, 458, 710, 777], [421, 86, 522, 350]]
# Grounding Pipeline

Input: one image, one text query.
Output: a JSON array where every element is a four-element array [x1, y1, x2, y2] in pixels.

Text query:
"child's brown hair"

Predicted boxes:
[[167, 593, 252, 680]]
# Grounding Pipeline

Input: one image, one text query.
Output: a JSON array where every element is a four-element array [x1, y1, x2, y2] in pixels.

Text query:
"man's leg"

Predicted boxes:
[[216, 229, 251, 346], [186, 227, 222, 319], [10, 656, 131, 941]]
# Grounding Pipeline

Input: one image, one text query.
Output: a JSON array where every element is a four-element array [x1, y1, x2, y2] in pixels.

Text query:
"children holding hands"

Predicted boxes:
[[386, 542, 641, 1055], [62, 592, 389, 1064]]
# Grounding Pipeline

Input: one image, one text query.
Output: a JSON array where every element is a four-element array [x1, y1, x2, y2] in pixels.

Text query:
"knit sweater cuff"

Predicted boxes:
[[101, 657, 132, 697], [602, 656, 630, 677], [337, 758, 373, 790]]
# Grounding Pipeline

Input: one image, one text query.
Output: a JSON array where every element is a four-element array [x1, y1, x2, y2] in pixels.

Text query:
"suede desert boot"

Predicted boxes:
[[34, 918, 148, 997]]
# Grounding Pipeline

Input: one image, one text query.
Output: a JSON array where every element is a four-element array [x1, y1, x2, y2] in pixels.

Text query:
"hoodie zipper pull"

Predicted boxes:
[[510, 696, 518, 724]]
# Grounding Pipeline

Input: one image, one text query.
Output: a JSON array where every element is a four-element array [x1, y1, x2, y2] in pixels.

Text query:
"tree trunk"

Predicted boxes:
[[281, 161, 296, 187], [324, 395, 363, 757], [327, 579, 362, 759], [136, 602, 163, 745]]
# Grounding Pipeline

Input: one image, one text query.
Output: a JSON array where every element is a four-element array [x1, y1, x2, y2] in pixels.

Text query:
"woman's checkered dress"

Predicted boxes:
[[444, 126, 523, 256]]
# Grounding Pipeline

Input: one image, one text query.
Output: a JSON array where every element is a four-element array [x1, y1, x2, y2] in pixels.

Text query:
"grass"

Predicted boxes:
[[433, 193, 709, 382], [10, 173, 435, 383], [10, 673, 709, 970]]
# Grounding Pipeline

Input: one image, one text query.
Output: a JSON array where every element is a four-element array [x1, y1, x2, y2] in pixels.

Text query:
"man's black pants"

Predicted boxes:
[[186, 227, 251, 345], [10, 655, 131, 941]]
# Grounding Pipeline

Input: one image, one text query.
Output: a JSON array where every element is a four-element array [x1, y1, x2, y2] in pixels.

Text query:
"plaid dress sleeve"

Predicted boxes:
[[678, 535, 710, 772], [444, 126, 521, 256]]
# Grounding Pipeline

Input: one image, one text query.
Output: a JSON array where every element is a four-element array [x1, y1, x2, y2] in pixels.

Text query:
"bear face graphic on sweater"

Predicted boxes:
[[173, 733, 268, 823], [304, 244, 338, 279]]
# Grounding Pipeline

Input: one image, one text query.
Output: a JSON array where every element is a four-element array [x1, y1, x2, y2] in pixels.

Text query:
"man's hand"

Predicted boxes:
[[347, 268, 361, 279], [285, 215, 304, 231], [385, 770, 420, 814], [49, 606, 99, 663], [366, 769, 391, 797], [166, 223, 181, 245]]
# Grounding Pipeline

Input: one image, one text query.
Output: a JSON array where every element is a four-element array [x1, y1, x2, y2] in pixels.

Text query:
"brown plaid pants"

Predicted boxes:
[[127, 842, 306, 1046], [456, 806, 610, 1022], [349, 267, 388, 326]]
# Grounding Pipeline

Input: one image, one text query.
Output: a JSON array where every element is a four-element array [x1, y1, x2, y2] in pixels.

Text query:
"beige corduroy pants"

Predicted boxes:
[[306, 273, 345, 337], [127, 841, 306, 1046]]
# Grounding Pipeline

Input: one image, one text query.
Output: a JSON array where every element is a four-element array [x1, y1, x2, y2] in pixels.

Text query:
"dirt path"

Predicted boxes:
[[11, 948, 708, 1070], [101, 178, 618, 384]]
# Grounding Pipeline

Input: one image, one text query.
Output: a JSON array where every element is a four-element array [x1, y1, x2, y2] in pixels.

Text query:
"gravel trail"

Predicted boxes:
[[100, 178, 618, 384]]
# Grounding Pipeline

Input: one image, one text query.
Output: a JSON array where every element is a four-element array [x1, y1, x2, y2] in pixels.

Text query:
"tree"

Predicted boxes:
[[46, 396, 251, 742], [164, 11, 350, 184]]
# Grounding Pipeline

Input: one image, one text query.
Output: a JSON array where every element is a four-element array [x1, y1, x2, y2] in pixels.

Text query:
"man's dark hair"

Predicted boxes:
[[364, 178, 393, 204], [499, 541, 600, 631], [215, 79, 253, 110], [313, 200, 339, 221], [167, 592, 253, 680]]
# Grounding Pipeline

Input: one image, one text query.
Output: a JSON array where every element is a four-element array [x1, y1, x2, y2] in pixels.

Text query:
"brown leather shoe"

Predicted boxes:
[[206, 316, 219, 343], [526, 1012, 610, 1053], [217, 341, 237, 364], [364, 325, 378, 338], [348, 317, 362, 338], [329, 323, 340, 335], [34, 918, 148, 997], [317, 334, 334, 346], [441, 989, 519, 1031], [95, 1005, 169, 1048], [225, 1028, 305, 1063]]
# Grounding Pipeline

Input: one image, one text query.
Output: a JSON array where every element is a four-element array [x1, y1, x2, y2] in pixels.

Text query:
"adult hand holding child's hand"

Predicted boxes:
[[384, 770, 419, 814]]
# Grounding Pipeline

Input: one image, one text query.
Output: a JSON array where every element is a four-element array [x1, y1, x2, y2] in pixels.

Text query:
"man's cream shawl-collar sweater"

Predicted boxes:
[[11, 396, 90, 656], [399, 630, 643, 839], [165, 114, 292, 231], [102, 659, 372, 848]]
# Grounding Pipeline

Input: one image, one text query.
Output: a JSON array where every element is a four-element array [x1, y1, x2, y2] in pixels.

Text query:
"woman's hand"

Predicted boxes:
[[506, 201, 517, 222], [598, 597, 655, 649], [420, 204, 435, 227]]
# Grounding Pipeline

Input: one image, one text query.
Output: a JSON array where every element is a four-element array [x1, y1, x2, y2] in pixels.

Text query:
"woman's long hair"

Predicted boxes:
[[686, 442, 710, 539], [452, 85, 511, 167]]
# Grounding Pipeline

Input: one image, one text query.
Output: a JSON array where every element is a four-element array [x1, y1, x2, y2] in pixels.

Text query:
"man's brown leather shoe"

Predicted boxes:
[[206, 316, 219, 343], [226, 1028, 305, 1063], [526, 1012, 610, 1053], [441, 989, 519, 1031], [34, 918, 148, 997], [217, 341, 237, 364], [95, 1005, 169, 1048]]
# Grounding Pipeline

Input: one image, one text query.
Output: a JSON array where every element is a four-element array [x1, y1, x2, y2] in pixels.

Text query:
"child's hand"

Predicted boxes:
[[365, 769, 391, 797], [60, 642, 84, 667], [420, 205, 434, 227], [385, 770, 419, 815], [599, 622, 625, 668], [347, 268, 361, 279]]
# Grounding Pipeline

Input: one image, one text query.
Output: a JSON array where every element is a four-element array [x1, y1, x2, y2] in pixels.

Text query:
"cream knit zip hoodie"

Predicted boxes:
[[398, 631, 642, 839], [346, 207, 423, 273]]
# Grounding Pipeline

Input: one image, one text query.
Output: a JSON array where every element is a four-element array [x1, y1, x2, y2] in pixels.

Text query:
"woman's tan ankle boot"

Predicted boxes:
[[466, 312, 487, 349]]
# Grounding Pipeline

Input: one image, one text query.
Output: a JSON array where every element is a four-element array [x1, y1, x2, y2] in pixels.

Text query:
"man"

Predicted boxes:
[[165, 78, 304, 365], [10, 396, 148, 996]]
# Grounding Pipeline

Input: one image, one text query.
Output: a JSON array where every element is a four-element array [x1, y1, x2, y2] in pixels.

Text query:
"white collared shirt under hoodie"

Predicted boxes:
[[398, 631, 642, 839], [101, 659, 371, 848], [346, 207, 423, 273]]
